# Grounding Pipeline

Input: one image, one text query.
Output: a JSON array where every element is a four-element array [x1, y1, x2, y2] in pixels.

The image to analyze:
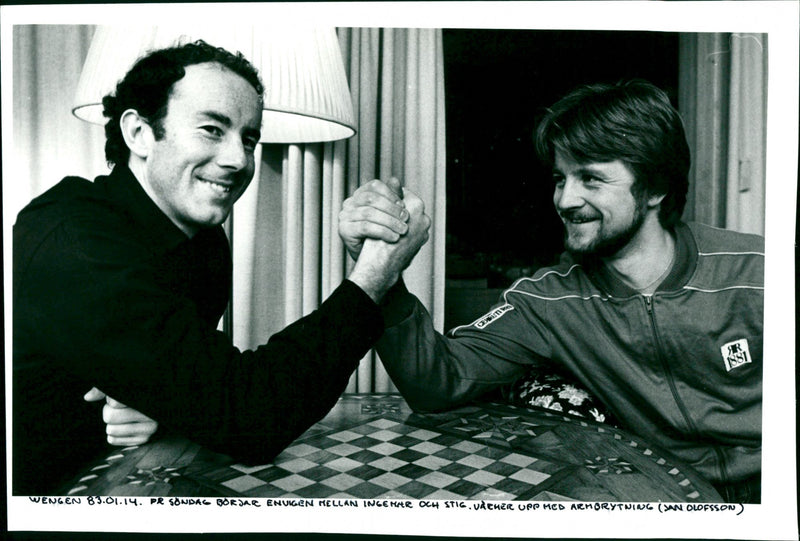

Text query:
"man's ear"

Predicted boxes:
[[647, 191, 667, 209], [120, 109, 154, 159]]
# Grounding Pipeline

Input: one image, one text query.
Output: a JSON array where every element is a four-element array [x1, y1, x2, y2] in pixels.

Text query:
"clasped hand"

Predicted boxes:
[[340, 178, 431, 301], [84, 387, 158, 446]]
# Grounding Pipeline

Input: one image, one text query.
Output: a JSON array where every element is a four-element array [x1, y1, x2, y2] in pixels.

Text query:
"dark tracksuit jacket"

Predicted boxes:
[[13, 165, 383, 494], [377, 222, 763, 489]]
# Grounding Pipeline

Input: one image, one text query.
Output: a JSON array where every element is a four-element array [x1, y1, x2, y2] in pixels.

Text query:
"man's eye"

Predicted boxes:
[[202, 126, 223, 137], [243, 137, 258, 151], [582, 174, 601, 184], [552, 175, 565, 187]]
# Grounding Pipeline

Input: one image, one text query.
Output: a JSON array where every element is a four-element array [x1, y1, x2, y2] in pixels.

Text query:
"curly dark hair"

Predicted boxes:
[[534, 79, 690, 229], [102, 39, 264, 166]]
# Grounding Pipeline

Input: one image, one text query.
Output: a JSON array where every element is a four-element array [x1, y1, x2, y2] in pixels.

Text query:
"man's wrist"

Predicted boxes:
[[347, 264, 399, 304]]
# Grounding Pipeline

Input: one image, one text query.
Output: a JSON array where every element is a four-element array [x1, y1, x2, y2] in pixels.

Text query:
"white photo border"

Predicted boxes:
[[3, 2, 797, 539]]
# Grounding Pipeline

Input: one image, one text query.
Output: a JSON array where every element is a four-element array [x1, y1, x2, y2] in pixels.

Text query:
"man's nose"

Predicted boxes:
[[554, 177, 584, 210], [217, 136, 249, 171]]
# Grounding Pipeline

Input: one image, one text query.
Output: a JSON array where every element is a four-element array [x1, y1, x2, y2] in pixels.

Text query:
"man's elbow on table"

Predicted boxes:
[[376, 348, 473, 414], [210, 430, 295, 466], [404, 387, 482, 414], [378, 365, 474, 413]]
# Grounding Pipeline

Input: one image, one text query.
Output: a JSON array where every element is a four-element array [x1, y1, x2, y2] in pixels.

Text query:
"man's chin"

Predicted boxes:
[[567, 233, 636, 259], [190, 209, 233, 230], [564, 233, 621, 258], [564, 234, 597, 255]]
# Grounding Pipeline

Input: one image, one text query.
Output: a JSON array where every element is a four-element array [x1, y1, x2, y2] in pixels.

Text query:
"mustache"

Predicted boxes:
[[559, 209, 600, 221]]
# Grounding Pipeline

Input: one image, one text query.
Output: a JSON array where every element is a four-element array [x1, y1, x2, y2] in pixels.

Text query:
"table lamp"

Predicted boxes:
[[73, 25, 356, 143]]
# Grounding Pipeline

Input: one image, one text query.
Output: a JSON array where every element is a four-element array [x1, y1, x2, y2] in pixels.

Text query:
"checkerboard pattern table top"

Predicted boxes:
[[66, 394, 722, 502]]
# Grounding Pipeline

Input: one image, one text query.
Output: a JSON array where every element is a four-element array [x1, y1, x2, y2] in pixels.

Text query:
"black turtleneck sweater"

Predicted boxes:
[[13, 165, 383, 494]]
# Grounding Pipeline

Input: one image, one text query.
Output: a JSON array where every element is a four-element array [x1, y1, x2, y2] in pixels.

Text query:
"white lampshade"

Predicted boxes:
[[73, 25, 356, 143]]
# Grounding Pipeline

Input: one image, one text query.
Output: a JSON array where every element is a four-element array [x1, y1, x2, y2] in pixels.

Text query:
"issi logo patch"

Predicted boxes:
[[474, 304, 514, 329], [720, 338, 752, 372]]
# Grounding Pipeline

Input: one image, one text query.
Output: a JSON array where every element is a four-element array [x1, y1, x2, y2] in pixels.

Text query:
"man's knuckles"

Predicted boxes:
[[103, 405, 149, 424]]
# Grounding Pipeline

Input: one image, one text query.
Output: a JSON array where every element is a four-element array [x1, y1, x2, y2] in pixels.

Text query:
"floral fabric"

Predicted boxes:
[[508, 370, 619, 426]]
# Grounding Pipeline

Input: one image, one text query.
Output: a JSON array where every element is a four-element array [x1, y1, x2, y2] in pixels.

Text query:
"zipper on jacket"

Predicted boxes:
[[643, 295, 700, 437], [646, 294, 732, 493], [712, 445, 730, 497]]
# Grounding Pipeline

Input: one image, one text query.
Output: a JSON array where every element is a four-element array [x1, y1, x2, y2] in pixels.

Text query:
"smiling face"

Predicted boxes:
[[552, 151, 650, 258], [139, 62, 262, 237]]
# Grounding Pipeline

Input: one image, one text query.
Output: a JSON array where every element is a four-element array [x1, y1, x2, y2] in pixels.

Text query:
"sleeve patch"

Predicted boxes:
[[474, 304, 514, 329]]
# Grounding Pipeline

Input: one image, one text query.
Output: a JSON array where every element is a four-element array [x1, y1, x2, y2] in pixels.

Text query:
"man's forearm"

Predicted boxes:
[[375, 289, 475, 412], [376, 285, 531, 413], [179, 279, 385, 464]]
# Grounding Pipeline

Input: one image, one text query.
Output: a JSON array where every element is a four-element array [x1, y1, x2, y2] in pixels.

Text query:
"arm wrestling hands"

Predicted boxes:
[[86, 178, 429, 446], [342, 178, 431, 302]]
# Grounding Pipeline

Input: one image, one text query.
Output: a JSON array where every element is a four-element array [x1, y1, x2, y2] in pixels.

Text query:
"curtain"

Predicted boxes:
[[678, 33, 767, 236], [231, 28, 447, 393], [10, 25, 105, 218], [231, 141, 350, 343]]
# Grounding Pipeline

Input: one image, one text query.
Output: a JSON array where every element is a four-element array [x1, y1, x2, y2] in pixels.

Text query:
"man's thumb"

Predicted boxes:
[[83, 387, 107, 402]]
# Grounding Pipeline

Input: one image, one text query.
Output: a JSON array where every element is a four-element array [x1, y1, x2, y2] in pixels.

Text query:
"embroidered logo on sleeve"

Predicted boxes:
[[721, 338, 752, 372], [474, 304, 514, 329]]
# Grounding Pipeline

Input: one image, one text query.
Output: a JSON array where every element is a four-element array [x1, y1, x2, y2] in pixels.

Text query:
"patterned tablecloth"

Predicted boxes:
[[66, 394, 722, 502]]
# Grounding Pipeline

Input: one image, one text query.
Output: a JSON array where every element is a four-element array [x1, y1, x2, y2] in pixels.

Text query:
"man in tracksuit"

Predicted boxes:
[[338, 80, 763, 503]]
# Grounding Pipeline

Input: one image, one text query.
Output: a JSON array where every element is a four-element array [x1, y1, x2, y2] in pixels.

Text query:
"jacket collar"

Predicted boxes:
[[581, 222, 698, 298], [96, 164, 190, 253]]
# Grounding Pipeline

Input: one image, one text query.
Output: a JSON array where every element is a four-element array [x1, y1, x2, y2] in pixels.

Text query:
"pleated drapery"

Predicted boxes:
[[230, 141, 344, 345], [230, 28, 447, 393], [342, 28, 447, 392], [10, 25, 106, 219]]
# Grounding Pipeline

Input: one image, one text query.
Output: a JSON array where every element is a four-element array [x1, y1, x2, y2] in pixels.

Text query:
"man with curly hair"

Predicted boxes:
[[13, 40, 430, 495]]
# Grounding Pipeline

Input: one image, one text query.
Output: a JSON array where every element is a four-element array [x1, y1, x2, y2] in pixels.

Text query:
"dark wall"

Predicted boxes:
[[443, 29, 680, 282]]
